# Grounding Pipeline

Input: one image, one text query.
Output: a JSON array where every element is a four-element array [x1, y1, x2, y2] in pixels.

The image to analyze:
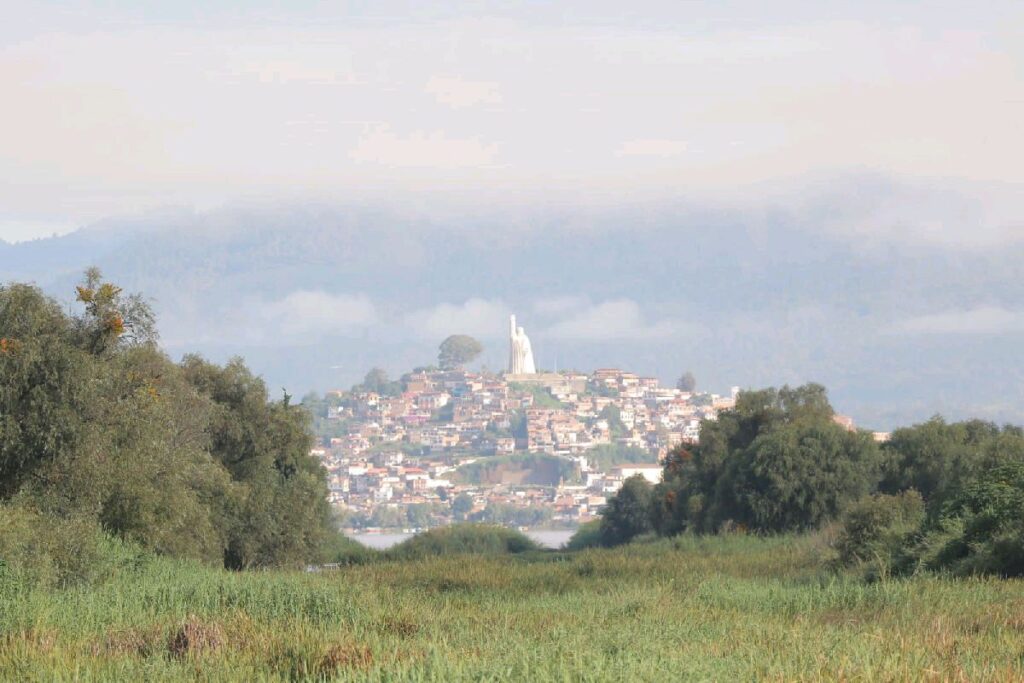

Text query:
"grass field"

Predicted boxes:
[[2, 533, 1023, 681]]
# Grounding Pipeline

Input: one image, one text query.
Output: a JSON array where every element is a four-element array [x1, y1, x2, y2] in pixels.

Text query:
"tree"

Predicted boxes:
[[181, 355, 336, 569], [676, 371, 696, 393], [72, 267, 156, 354], [835, 491, 924, 568], [650, 383, 879, 535], [729, 423, 881, 532], [897, 460, 1024, 577], [879, 417, 1021, 506], [598, 404, 627, 437], [599, 475, 654, 546], [0, 272, 352, 574], [585, 443, 656, 472], [438, 335, 483, 370], [0, 284, 87, 499], [362, 367, 389, 393], [452, 492, 474, 521], [355, 367, 402, 396]]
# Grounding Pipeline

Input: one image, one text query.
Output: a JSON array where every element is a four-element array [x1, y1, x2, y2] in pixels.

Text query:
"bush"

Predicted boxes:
[[565, 520, 602, 551], [834, 491, 924, 572], [318, 532, 379, 566], [599, 475, 653, 547], [900, 461, 1024, 577], [0, 503, 148, 588], [386, 524, 541, 560]]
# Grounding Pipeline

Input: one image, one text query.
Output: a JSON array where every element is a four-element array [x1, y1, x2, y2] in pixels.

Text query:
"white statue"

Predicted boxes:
[[508, 314, 536, 375]]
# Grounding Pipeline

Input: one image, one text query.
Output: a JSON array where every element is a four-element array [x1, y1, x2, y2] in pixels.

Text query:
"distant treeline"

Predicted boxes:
[[589, 384, 1024, 577], [5, 272, 1023, 584], [0, 271, 359, 585]]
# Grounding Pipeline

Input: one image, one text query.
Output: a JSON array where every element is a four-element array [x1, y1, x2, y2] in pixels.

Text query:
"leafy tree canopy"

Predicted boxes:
[[0, 270, 343, 571], [438, 335, 483, 370], [676, 371, 696, 393]]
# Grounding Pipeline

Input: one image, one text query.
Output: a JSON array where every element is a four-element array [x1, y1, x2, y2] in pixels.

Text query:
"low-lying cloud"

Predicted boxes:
[[894, 306, 1024, 335], [544, 299, 694, 341], [405, 298, 511, 340]]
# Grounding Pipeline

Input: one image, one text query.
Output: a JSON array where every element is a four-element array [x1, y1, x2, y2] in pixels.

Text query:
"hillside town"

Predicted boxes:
[[306, 316, 745, 532]]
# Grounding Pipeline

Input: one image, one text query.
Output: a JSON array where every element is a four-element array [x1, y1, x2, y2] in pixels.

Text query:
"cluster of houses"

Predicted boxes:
[[309, 368, 739, 531]]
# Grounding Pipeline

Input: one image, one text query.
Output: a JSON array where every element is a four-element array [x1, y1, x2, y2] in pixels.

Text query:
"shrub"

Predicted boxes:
[[565, 520, 602, 550], [386, 524, 541, 560], [599, 475, 653, 546], [318, 532, 379, 565], [834, 491, 924, 571], [902, 461, 1024, 577], [0, 503, 148, 588]]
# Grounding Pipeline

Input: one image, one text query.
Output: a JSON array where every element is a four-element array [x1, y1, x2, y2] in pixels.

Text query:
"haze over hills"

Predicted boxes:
[[4, 173, 1023, 430]]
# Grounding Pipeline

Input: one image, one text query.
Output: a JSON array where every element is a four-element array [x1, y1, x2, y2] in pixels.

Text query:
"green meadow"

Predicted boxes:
[[3, 533, 1023, 682]]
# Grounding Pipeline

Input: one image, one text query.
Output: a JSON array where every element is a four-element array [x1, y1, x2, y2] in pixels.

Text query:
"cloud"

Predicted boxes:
[[425, 75, 502, 108], [2, 12, 1022, 239], [533, 296, 589, 316], [260, 290, 377, 336], [349, 125, 501, 168], [159, 289, 377, 347], [544, 299, 693, 341], [405, 298, 510, 340], [790, 174, 1024, 249], [617, 139, 688, 157], [893, 306, 1024, 335]]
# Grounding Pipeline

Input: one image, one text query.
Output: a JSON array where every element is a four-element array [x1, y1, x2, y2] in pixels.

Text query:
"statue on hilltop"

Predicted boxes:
[[508, 314, 536, 375]]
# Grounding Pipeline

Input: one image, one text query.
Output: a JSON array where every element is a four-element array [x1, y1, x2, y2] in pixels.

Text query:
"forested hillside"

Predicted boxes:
[[3, 198, 1024, 428]]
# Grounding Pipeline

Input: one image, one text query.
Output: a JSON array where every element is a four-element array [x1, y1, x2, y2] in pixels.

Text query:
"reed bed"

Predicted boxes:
[[2, 534, 1022, 681]]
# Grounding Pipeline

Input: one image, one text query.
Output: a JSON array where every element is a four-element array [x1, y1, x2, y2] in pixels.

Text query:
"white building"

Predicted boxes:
[[611, 463, 663, 484]]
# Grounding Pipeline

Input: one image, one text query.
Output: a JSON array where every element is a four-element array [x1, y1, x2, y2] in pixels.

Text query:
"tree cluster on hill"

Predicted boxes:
[[352, 367, 404, 397], [508, 382, 564, 409], [452, 453, 580, 487], [584, 443, 656, 472], [590, 384, 1024, 577], [0, 271, 353, 582], [437, 335, 482, 370]]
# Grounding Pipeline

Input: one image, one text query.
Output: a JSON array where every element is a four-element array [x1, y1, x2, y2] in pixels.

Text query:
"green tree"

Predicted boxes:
[[898, 460, 1024, 577], [835, 491, 924, 568], [0, 272, 347, 573], [406, 503, 441, 528], [452, 493, 474, 520], [599, 475, 653, 546], [0, 284, 89, 499], [354, 367, 403, 396], [438, 335, 483, 370], [566, 519, 602, 550], [879, 417, 1022, 506], [676, 371, 696, 392], [181, 355, 336, 569], [72, 267, 156, 354], [598, 404, 627, 437], [728, 423, 881, 532], [586, 443, 656, 472], [651, 383, 879, 535]]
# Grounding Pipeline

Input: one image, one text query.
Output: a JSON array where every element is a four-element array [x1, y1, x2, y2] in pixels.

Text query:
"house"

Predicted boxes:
[[611, 463, 663, 484]]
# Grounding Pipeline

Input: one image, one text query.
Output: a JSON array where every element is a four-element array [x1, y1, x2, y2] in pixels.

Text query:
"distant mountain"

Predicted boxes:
[[4, 188, 1023, 429]]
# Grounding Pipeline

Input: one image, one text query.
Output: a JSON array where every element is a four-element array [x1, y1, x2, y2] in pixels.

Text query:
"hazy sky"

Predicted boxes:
[[2, 1, 1022, 242]]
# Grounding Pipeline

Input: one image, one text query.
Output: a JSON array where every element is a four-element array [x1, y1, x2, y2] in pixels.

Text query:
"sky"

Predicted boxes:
[[2, 1, 1023, 427], [1, 1, 1022, 242]]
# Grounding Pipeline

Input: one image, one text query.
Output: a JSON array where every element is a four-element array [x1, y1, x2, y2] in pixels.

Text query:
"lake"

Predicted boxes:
[[346, 529, 576, 550]]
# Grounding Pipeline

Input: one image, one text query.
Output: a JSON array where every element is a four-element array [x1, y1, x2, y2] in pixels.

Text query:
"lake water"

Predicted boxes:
[[346, 529, 575, 550]]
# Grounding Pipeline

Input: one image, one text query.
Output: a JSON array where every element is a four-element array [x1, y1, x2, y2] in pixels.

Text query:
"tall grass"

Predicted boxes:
[[2, 533, 1022, 681]]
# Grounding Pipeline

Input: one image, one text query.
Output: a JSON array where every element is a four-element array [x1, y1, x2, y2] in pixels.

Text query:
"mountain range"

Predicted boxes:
[[4, 174, 1022, 429]]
